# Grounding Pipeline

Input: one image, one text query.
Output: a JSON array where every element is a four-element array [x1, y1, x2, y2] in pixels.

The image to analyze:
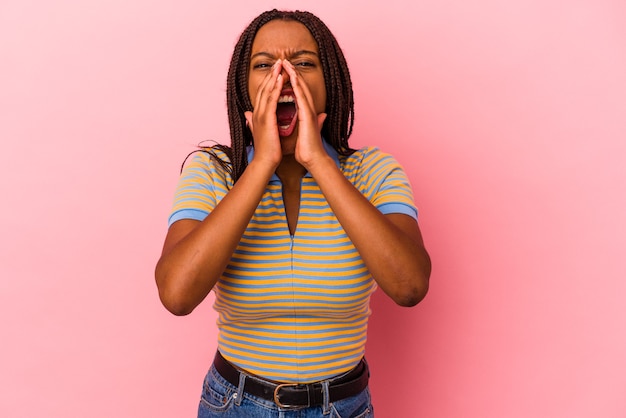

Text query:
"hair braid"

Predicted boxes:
[[196, 10, 355, 184]]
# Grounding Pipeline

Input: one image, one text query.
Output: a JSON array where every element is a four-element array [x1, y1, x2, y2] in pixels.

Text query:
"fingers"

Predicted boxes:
[[246, 60, 284, 167], [252, 59, 284, 115], [282, 60, 326, 132], [281, 60, 316, 117]]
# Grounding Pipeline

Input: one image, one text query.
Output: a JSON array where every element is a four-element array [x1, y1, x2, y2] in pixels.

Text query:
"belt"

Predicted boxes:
[[212, 351, 369, 408]]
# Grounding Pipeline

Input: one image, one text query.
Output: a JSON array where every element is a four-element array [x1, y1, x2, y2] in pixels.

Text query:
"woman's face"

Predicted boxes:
[[247, 20, 327, 134]]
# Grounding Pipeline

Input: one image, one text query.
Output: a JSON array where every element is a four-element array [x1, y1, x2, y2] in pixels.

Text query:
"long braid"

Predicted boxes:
[[198, 10, 355, 184]]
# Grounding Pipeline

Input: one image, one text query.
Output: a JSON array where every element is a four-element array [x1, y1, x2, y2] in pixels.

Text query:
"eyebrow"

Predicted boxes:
[[250, 50, 319, 60]]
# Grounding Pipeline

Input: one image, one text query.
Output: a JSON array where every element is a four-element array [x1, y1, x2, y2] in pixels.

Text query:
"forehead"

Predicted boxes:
[[251, 20, 318, 55]]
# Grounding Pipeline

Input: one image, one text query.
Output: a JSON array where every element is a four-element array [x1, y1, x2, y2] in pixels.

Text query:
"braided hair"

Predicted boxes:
[[205, 9, 355, 183]]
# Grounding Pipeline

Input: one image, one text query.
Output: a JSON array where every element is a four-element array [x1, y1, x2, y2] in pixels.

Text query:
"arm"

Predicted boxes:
[[283, 60, 431, 306], [155, 61, 286, 315], [306, 158, 430, 307], [155, 159, 276, 315]]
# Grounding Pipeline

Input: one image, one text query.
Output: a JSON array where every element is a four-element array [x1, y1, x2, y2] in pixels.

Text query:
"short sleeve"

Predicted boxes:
[[167, 150, 231, 227], [345, 147, 418, 220]]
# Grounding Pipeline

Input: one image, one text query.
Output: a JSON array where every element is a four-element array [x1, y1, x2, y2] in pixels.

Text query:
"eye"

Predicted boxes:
[[252, 62, 272, 70], [291, 60, 317, 71], [294, 61, 315, 68]]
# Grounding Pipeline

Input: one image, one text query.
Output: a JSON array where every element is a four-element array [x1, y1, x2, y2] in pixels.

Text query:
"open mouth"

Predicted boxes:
[[276, 93, 298, 137]]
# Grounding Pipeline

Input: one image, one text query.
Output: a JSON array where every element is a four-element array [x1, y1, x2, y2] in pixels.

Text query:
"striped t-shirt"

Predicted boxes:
[[168, 141, 418, 383]]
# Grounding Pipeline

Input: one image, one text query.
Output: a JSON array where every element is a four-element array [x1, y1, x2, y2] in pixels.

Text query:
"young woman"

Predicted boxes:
[[155, 9, 431, 417]]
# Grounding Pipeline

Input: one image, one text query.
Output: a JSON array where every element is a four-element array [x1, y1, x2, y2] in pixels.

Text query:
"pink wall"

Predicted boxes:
[[1, 0, 625, 417]]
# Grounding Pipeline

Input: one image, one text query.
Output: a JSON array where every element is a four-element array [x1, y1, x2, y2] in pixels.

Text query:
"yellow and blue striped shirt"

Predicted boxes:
[[169, 141, 417, 383]]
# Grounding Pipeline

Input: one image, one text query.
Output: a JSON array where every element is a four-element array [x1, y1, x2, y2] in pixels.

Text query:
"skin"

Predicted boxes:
[[155, 20, 431, 316]]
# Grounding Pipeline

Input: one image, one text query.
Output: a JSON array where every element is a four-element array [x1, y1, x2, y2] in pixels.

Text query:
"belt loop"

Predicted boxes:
[[321, 380, 331, 415], [234, 372, 245, 406]]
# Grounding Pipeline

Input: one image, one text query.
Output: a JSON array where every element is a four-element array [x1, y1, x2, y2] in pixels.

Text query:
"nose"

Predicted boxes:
[[279, 65, 290, 83]]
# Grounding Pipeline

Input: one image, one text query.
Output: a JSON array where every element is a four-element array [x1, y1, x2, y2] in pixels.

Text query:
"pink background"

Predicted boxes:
[[1, 0, 625, 417]]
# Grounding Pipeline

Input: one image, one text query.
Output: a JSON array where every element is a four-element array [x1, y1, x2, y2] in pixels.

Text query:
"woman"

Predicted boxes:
[[155, 9, 431, 417]]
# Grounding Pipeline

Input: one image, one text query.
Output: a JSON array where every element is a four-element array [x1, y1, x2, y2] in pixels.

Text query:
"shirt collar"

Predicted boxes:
[[246, 139, 341, 182]]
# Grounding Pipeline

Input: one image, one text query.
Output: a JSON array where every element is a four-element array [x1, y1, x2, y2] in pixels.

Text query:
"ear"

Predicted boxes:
[[244, 111, 254, 131], [317, 113, 327, 130]]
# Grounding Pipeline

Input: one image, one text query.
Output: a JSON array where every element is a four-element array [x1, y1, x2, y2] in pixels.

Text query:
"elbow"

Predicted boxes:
[[390, 263, 431, 307], [393, 281, 429, 307], [155, 266, 198, 316], [157, 280, 197, 316], [159, 291, 197, 316]]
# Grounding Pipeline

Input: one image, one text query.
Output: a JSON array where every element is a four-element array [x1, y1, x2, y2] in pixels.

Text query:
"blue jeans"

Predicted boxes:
[[197, 364, 375, 418]]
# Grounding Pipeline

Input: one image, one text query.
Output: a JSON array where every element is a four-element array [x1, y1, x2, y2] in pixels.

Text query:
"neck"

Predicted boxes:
[[275, 155, 307, 188]]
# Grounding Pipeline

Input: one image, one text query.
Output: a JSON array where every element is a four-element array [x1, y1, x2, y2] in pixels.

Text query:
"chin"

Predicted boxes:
[[280, 146, 296, 157], [279, 131, 298, 155]]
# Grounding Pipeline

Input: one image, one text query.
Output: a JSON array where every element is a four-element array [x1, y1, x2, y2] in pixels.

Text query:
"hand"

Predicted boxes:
[[282, 60, 328, 168], [244, 59, 285, 169]]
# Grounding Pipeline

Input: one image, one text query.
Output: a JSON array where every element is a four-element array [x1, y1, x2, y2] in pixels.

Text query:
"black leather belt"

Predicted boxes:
[[212, 351, 369, 408]]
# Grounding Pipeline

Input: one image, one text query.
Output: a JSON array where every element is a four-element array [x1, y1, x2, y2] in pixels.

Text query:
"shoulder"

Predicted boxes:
[[340, 146, 403, 174], [184, 147, 231, 168], [181, 147, 233, 182]]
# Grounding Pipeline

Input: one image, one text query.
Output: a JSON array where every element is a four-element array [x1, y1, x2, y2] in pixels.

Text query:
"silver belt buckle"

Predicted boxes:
[[273, 383, 303, 408]]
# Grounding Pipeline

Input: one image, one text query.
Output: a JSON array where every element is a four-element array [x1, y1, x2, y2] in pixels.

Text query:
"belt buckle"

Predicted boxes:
[[273, 383, 303, 408]]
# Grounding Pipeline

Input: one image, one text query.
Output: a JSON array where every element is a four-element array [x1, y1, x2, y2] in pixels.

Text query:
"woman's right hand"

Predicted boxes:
[[244, 59, 285, 170], [156, 61, 287, 316]]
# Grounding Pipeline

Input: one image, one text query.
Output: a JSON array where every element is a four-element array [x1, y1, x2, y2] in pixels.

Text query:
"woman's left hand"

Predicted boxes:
[[282, 60, 328, 168], [282, 61, 430, 308]]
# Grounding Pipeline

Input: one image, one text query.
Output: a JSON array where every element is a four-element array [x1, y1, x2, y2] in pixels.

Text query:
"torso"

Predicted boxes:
[[169, 145, 417, 382]]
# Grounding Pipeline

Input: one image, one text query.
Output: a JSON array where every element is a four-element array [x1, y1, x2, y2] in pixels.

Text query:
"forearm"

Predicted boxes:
[[306, 156, 431, 306], [155, 160, 276, 315]]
